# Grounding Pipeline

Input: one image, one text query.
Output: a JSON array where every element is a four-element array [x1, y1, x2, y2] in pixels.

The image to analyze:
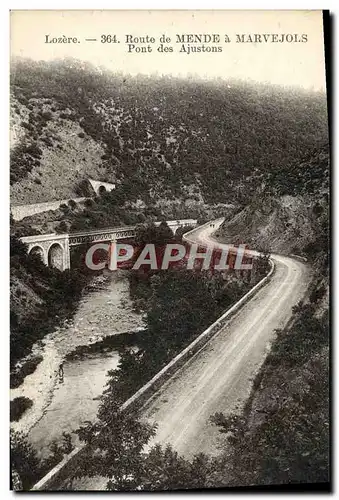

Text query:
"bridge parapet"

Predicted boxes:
[[69, 227, 136, 246]]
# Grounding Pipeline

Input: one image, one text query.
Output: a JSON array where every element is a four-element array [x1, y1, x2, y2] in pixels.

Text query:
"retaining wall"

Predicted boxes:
[[11, 198, 86, 221]]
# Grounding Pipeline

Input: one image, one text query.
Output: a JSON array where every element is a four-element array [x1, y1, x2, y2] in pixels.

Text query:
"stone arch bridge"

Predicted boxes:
[[20, 220, 197, 271]]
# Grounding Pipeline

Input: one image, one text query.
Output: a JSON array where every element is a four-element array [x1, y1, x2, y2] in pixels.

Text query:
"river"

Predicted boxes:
[[11, 270, 145, 457]]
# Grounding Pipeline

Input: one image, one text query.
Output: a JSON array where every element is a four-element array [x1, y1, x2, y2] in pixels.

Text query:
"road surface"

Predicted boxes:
[[140, 218, 310, 458]]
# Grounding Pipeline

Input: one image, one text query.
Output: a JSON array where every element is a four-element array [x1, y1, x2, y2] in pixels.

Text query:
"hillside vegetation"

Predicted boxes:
[[10, 57, 329, 373], [10, 58, 330, 490], [209, 274, 329, 488], [10, 235, 88, 370], [217, 145, 329, 258], [11, 57, 328, 209]]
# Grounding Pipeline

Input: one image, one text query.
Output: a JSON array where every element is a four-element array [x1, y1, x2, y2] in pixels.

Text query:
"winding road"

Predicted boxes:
[[140, 218, 310, 458], [34, 218, 311, 490]]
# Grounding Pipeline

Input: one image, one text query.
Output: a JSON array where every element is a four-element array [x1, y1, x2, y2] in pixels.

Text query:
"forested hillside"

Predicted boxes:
[[10, 57, 330, 491], [10, 235, 88, 370], [11, 57, 328, 207], [208, 225, 330, 488], [10, 56, 329, 368], [217, 146, 329, 257]]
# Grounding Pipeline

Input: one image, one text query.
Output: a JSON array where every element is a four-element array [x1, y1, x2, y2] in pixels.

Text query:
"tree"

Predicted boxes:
[[70, 399, 212, 491], [10, 396, 33, 422], [135, 222, 173, 246], [10, 430, 41, 490], [253, 251, 271, 279], [68, 199, 77, 210], [56, 220, 69, 233], [73, 401, 156, 490]]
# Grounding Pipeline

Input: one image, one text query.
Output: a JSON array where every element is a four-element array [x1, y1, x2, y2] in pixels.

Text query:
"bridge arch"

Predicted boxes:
[[47, 243, 64, 270], [28, 245, 47, 265]]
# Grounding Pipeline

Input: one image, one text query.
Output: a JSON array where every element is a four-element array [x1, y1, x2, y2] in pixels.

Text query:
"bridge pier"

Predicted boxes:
[[63, 238, 71, 270]]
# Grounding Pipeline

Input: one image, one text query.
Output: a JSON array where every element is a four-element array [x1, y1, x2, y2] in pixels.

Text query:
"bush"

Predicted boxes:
[[56, 221, 69, 233], [84, 198, 93, 208], [25, 143, 42, 159], [17, 96, 28, 105], [310, 284, 326, 304], [21, 122, 34, 132], [11, 430, 41, 490], [59, 203, 70, 214], [74, 179, 92, 197], [78, 132, 85, 138], [10, 355, 43, 388], [41, 136, 53, 147], [68, 199, 77, 210], [10, 397, 33, 422], [41, 111, 52, 121]]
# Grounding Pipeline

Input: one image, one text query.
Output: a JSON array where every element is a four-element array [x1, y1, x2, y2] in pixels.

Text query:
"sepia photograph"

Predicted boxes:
[[9, 9, 330, 492]]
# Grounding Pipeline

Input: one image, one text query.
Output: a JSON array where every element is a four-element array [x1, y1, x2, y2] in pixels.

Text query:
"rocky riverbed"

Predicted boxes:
[[11, 270, 145, 455]]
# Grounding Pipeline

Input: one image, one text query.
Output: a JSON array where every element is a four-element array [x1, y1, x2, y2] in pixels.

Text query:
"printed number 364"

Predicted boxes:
[[101, 35, 118, 43]]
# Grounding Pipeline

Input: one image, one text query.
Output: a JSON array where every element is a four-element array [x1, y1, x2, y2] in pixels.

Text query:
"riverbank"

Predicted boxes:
[[10, 270, 145, 440], [10, 234, 91, 370]]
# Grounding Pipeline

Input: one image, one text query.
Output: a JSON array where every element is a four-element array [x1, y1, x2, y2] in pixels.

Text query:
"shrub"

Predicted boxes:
[[41, 137, 53, 147], [310, 284, 326, 304], [78, 132, 85, 138], [59, 203, 69, 212], [68, 199, 77, 210], [10, 356, 43, 388], [11, 430, 41, 490], [41, 111, 52, 121], [25, 143, 42, 159], [84, 198, 93, 208], [56, 221, 69, 233], [74, 179, 91, 197], [10, 397, 33, 422], [17, 96, 28, 105], [21, 122, 34, 132]]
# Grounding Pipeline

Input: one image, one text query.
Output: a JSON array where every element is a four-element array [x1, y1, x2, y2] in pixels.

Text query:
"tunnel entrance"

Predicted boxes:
[[98, 185, 107, 196]]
